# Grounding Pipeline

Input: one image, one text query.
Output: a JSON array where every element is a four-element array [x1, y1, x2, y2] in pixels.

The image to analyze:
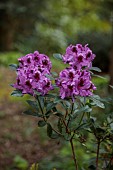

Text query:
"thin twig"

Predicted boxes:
[[106, 154, 113, 168], [52, 127, 63, 136], [70, 138, 78, 170], [67, 102, 74, 127], [64, 109, 68, 119], [37, 96, 46, 121], [62, 119, 70, 134], [96, 140, 100, 170], [79, 112, 85, 125]]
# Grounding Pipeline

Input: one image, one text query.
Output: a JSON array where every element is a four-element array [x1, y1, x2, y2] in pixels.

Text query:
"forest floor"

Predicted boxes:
[[0, 67, 60, 170]]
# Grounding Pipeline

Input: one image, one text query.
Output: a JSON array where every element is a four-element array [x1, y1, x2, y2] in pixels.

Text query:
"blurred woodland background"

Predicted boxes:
[[0, 0, 113, 169]]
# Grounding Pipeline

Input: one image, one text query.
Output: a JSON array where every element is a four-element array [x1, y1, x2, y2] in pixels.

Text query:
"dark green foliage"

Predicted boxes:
[[26, 100, 39, 110], [11, 89, 23, 97], [38, 120, 46, 127], [89, 95, 105, 109], [53, 53, 62, 61], [23, 110, 41, 117], [9, 64, 18, 70], [90, 67, 102, 73]]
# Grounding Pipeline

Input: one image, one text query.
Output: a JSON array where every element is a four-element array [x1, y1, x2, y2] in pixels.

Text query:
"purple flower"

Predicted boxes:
[[13, 51, 53, 95], [63, 44, 95, 70], [77, 70, 96, 96], [56, 68, 96, 99]]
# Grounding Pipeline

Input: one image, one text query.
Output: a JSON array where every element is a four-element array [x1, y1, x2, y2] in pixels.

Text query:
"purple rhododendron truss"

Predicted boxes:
[[63, 44, 95, 70], [56, 68, 96, 99], [13, 51, 53, 95]]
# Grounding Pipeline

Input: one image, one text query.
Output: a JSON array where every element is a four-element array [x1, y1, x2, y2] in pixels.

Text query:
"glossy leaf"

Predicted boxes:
[[54, 96, 62, 104], [23, 110, 42, 117], [45, 110, 53, 118], [45, 74, 54, 80], [90, 97, 105, 109], [51, 71, 58, 77], [38, 120, 46, 127], [90, 67, 101, 72], [53, 53, 62, 60], [93, 74, 106, 79], [73, 105, 92, 119], [65, 100, 71, 108], [26, 100, 39, 110], [46, 102, 57, 112], [38, 96, 44, 109], [9, 64, 18, 70], [55, 111, 63, 117], [11, 90, 23, 97]]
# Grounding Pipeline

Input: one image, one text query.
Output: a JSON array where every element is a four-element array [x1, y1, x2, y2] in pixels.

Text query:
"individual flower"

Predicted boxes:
[[13, 51, 53, 95], [77, 70, 96, 96]]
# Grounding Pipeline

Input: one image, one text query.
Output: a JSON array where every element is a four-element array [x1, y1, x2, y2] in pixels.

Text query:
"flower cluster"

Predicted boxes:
[[56, 68, 96, 99], [56, 44, 96, 99], [13, 51, 53, 95], [63, 44, 95, 70]]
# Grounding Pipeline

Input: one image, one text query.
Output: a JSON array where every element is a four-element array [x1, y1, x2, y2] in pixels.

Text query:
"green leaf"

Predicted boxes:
[[11, 90, 23, 97], [38, 120, 46, 127], [38, 96, 44, 109], [90, 67, 101, 72], [65, 100, 71, 108], [91, 94, 100, 100], [23, 110, 42, 117], [96, 127, 105, 136], [45, 110, 53, 118], [53, 53, 62, 60], [63, 133, 71, 141], [54, 111, 63, 117], [93, 74, 106, 79], [45, 93, 57, 98], [52, 71, 58, 77], [54, 96, 62, 104], [51, 133, 60, 139], [9, 64, 18, 71], [73, 105, 92, 119], [34, 90, 41, 96], [45, 74, 54, 80], [89, 95, 105, 108], [73, 102, 78, 110], [47, 123, 52, 138], [26, 100, 39, 110], [72, 123, 88, 131], [91, 100, 105, 108], [46, 102, 57, 112]]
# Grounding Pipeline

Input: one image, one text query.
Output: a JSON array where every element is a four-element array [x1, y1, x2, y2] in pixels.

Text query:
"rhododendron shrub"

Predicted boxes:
[[10, 44, 113, 170]]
